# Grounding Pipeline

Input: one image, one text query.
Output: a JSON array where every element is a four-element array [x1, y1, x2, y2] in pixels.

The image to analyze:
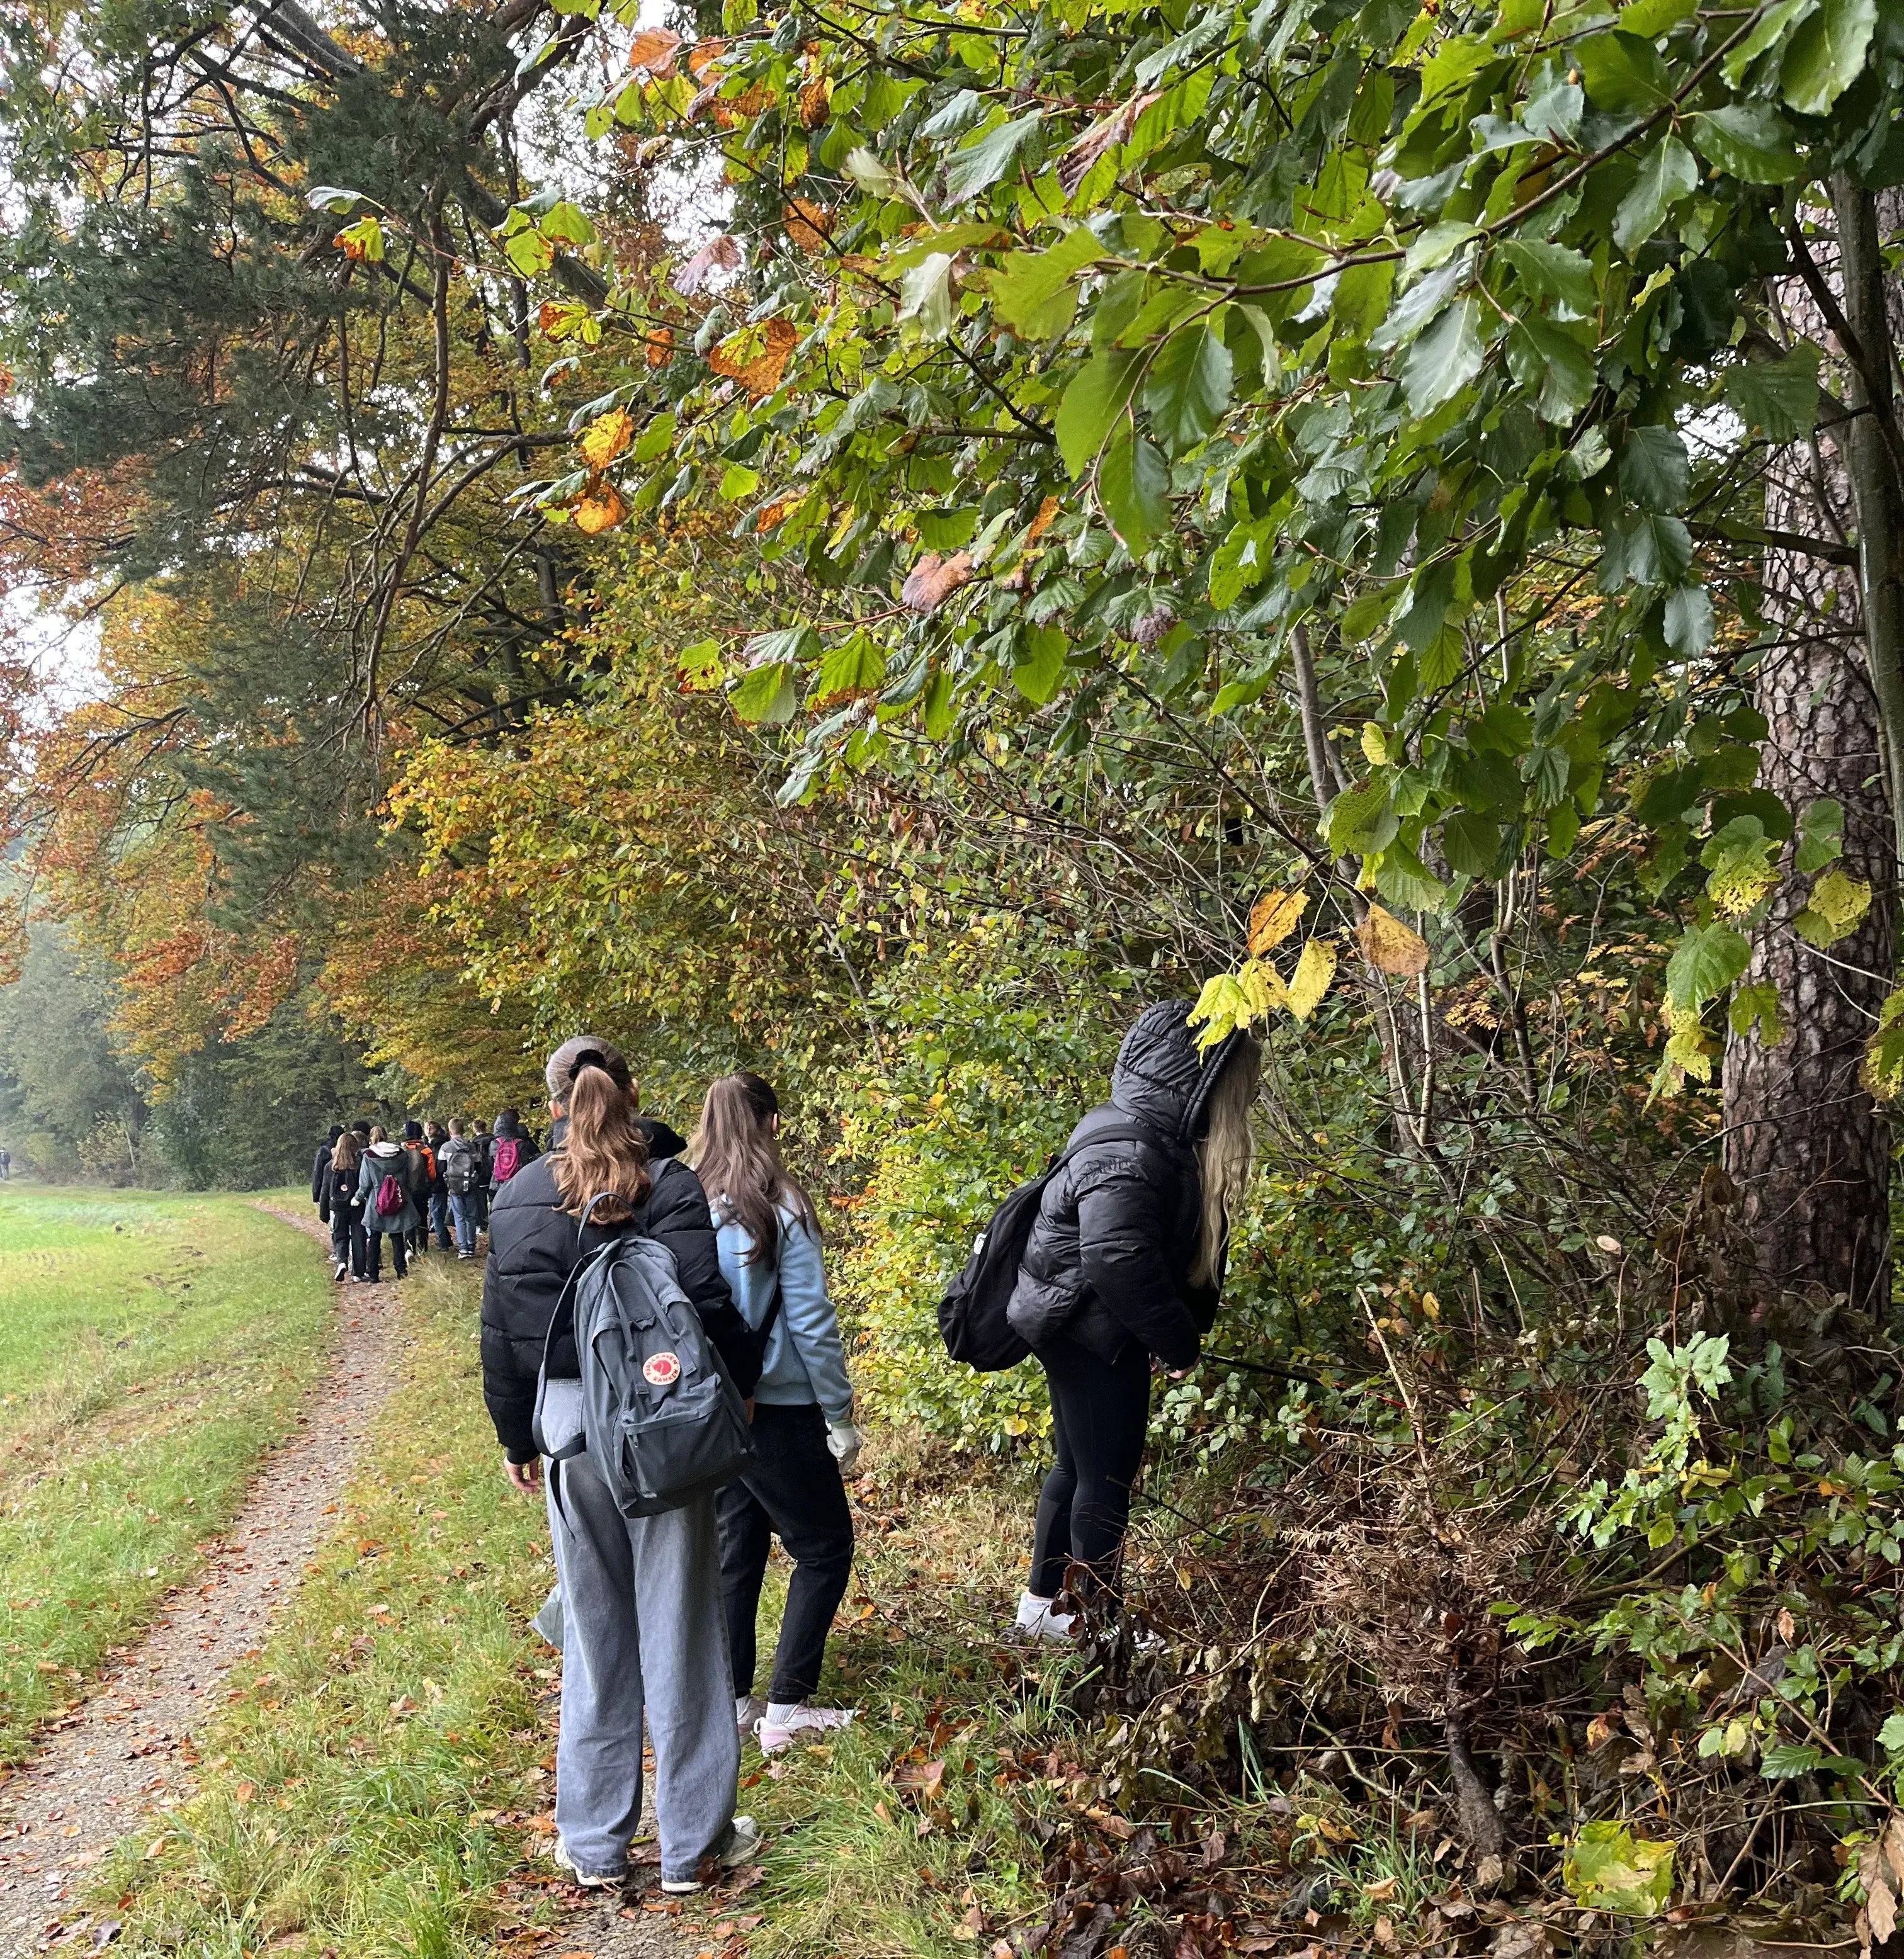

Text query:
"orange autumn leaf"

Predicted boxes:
[[686, 37, 726, 76], [715, 82, 767, 128], [578, 407, 635, 469], [643, 325, 675, 368], [755, 497, 798, 533], [536, 300, 569, 336], [783, 200, 831, 255], [574, 482, 628, 535], [626, 27, 683, 74], [708, 318, 799, 399], [1026, 494, 1062, 545], [798, 71, 832, 127]]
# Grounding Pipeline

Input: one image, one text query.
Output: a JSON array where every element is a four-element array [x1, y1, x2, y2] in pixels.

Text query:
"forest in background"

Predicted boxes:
[[2, 0, 1903, 1943]]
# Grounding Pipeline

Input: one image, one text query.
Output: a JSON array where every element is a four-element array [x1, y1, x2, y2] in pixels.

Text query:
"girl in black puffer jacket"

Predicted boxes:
[[1006, 1000, 1259, 1637]]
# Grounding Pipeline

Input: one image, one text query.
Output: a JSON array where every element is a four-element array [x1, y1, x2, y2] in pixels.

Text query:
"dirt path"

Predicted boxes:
[[0, 1204, 402, 1955]]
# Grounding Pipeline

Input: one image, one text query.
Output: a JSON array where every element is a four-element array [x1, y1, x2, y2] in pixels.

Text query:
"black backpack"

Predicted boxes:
[[938, 1121, 1148, 1372]]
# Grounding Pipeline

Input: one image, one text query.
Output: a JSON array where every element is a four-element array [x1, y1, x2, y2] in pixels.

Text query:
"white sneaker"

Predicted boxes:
[[1012, 1590, 1077, 1642], [553, 1837, 623, 1888], [333, 1260, 348, 1282], [660, 1814, 763, 1893], [757, 1702, 855, 1754]]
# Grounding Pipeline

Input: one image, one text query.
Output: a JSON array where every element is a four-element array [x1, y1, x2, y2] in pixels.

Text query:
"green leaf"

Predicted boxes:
[[1014, 624, 1069, 704], [1208, 517, 1278, 610], [1405, 220, 1480, 274], [1793, 867, 1871, 946], [1691, 103, 1801, 183], [943, 112, 1044, 202], [1142, 322, 1235, 455], [1724, 346, 1821, 441], [1621, 425, 1690, 511], [1663, 582, 1714, 657], [898, 253, 956, 339], [1097, 429, 1171, 553], [1614, 136, 1699, 251], [1055, 349, 1140, 479], [922, 666, 955, 740], [988, 227, 1103, 340], [1323, 782, 1400, 857], [812, 631, 887, 703], [730, 660, 800, 724], [1497, 239, 1597, 319], [1562, 1822, 1675, 1918], [1794, 798, 1844, 873], [1666, 920, 1752, 1008], [1878, 1711, 1904, 1756], [1729, 979, 1785, 1046], [1721, 0, 1816, 86], [1507, 319, 1595, 423], [1402, 297, 1483, 414], [1759, 1742, 1824, 1780], [1575, 30, 1672, 113], [1373, 842, 1448, 911], [1780, 0, 1876, 115], [540, 200, 597, 246], [1441, 810, 1502, 876]]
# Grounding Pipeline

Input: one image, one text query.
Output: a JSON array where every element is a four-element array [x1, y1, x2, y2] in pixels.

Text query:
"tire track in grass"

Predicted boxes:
[[0, 1205, 399, 1955]]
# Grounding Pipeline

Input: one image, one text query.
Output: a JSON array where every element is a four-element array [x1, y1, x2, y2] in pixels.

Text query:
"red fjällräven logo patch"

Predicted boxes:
[[643, 1352, 682, 1386]]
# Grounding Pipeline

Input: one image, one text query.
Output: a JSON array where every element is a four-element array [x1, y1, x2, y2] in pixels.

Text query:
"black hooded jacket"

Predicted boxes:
[[480, 1115, 763, 1462], [1006, 1001, 1244, 1369]]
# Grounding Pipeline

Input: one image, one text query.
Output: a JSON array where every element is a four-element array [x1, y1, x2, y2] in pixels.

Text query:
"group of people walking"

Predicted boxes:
[[461, 1000, 1258, 1897], [312, 1110, 540, 1282]]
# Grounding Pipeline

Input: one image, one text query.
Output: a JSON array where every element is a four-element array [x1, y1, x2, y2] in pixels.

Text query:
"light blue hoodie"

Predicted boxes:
[[711, 1201, 854, 1425]]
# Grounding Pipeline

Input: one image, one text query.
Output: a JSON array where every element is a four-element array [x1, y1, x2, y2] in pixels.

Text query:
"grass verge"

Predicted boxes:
[[0, 1185, 334, 1761]]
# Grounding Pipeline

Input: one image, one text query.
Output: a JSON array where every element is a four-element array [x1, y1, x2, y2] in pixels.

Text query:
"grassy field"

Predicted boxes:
[[105, 1256, 1090, 1959], [0, 1183, 334, 1761]]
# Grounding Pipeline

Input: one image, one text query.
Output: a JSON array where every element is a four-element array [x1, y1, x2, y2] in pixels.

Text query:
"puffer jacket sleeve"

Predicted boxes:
[[777, 1214, 854, 1425], [1076, 1165, 1203, 1368], [647, 1160, 764, 1395], [481, 1251, 540, 1464]]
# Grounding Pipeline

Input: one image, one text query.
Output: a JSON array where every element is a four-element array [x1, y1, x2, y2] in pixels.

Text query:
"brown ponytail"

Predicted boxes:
[[552, 1062, 651, 1224]]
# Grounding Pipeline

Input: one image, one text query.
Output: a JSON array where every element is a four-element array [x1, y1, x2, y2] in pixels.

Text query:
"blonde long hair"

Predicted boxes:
[[552, 1060, 651, 1224], [691, 1072, 818, 1265], [331, 1130, 363, 1174], [1191, 1038, 1260, 1287]]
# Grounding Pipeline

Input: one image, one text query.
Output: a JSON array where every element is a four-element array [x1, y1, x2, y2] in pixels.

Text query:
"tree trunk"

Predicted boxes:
[[1721, 189, 1900, 1318]]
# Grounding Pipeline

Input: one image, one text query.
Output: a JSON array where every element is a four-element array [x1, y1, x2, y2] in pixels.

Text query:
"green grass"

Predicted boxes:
[[105, 1258, 1089, 1959], [0, 1183, 334, 1760]]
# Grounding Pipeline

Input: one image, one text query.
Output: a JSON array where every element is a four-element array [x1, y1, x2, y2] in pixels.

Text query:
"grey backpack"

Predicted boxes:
[[533, 1194, 754, 1518]]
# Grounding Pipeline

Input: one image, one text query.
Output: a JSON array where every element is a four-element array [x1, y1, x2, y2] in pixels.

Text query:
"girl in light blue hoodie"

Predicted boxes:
[[693, 1073, 860, 1755]]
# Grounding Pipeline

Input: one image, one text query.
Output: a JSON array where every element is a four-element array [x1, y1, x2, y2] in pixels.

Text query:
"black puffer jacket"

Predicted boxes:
[[1006, 1002, 1244, 1368], [480, 1117, 763, 1462]]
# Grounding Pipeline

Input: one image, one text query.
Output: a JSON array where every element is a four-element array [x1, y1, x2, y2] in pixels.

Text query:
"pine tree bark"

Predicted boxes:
[[1721, 189, 1901, 1316]]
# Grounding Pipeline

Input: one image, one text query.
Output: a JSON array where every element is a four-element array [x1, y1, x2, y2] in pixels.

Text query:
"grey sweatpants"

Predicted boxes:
[[545, 1446, 740, 1882]]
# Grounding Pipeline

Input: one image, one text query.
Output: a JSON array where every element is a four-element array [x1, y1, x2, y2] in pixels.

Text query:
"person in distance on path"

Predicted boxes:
[[439, 1119, 482, 1259], [327, 1127, 367, 1282], [1006, 1001, 1260, 1639], [693, 1072, 860, 1755], [312, 1124, 343, 1225], [482, 1034, 766, 1895], [358, 1126, 420, 1282]]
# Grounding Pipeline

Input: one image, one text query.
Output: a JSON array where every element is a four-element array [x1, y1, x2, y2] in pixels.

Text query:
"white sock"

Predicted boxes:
[[765, 1700, 805, 1725], [735, 1696, 756, 1720]]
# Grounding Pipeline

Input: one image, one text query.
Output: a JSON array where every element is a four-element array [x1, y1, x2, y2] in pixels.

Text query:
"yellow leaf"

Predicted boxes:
[[1247, 888, 1308, 956], [1286, 939, 1337, 1020], [1361, 721, 1388, 765], [1237, 957, 1289, 1019], [578, 407, 634, 469], [1357, 903, 1430, 976]]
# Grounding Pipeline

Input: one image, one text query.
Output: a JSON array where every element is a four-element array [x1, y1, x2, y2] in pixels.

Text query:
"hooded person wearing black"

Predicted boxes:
[[1005, 1001, 1259, 1637], [312, 1126, 344, 1222]]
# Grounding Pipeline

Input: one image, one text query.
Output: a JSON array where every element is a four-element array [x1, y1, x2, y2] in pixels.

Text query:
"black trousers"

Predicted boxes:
[[1029, 1338, 1152, 1602], [365, 1228, 407, 1281], [717, 1403, 855, 1704], [329, 1210, 366, 1279]]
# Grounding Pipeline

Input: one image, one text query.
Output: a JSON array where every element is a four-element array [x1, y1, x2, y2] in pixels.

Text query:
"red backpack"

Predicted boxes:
[[492, 1137, 523, 1184], [376, 1172, 407, 1217]]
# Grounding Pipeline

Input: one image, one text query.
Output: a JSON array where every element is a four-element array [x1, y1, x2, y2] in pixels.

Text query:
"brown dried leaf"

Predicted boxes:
[[708, 317, 798, 398], [1867, 1875, 1897, 1947], [799, 72, 832, 127], [784, 199, 832, 254], [1357, 903, 1431, 976], [1249, 889, 1308, 956], [1057, 92, 1159, 196], [675, 232, 742, 296], [901, 550, 973, 614], [686, 37, 725, 76], [1025, 494, 1062, 545], [643, 326, 674, 369], [627, 27, 683, 74]]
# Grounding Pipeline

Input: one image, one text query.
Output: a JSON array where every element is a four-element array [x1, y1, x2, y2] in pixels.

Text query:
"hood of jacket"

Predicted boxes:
[[1108, 1000, 1245, 1143], [365, 1141, 405, 1162]]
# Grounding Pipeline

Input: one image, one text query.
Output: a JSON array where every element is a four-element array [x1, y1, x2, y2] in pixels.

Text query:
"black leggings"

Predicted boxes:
[[1029, 1339, 1152, 1602]]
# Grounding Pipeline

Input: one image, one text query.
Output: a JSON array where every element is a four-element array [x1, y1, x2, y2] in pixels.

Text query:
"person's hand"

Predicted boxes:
[[504, 1454, 542, 1493], [826, 1421, 863, 1474]]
